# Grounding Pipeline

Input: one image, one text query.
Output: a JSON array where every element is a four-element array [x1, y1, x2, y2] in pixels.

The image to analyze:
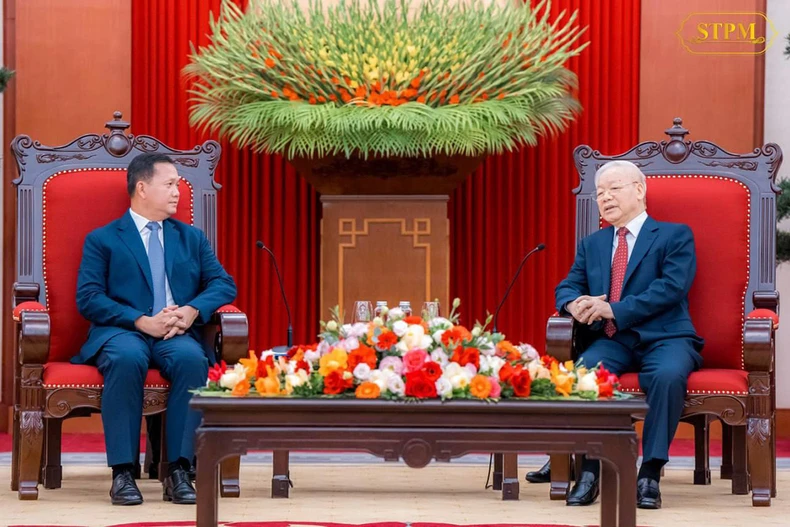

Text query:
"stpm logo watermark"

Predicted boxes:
[[677, 12, 778, 55]]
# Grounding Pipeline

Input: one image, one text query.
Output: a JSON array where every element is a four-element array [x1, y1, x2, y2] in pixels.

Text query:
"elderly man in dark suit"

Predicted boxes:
[[527, 160, 703, 509], [74, 153, 237, 506]]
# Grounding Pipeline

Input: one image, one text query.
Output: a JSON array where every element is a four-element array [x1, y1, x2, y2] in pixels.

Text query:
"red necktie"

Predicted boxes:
[[604, 227, 629, 337]]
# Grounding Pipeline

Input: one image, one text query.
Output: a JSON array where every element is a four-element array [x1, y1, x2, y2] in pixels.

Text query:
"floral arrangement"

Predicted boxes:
[[184, 0, 588, 158], [198, 299, 621, 401]]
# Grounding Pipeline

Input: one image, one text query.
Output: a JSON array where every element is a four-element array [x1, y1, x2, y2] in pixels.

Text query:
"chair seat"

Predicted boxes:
[[619, 368, 748, 395], [42, 362, 170, 388]]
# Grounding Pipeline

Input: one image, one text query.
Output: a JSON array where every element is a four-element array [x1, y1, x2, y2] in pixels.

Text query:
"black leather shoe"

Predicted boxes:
[[526, 460, 551, 483], [163, 467, 197, 504], [110, 471, 144, 506], [188, 464, 196, 482], [637, 477, 662, 509], [566, 470, 599, 506]]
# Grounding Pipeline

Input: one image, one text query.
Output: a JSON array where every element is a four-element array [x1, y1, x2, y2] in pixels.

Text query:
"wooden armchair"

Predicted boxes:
[[9, 112, 249, 500], [544, 118, 782, 506]]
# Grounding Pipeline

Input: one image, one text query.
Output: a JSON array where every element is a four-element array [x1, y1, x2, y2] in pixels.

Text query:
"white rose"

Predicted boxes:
[[518, 343, 540, 361], [479, 340, 496, 356], [387, 376, 406, 396], [449, 374, 470, 390], [430, 349, 449, 366], [326, 320, 338, 332], [342, 337, 360, 351], [285, 373, 305, 388], [219, 363, 247, 390], [369, 369, 388, 391], [464, 363, 478, 376], [392, 320, 409, 337], [444, 362, 464, 377], [419, 335, 433, 349], [479, 355, 504, 376], [395, 341, 409, 355], [349, 322, 369, 338], [471, 327, 481, 337], [353, 363, 372, 381], [342, 324, 353, 336], [577, 371, 600, 394], [435, 377, 453, 399], [387, 307, 405, 320], [402, 324, 426, 350], [432, 329, 446, 344]]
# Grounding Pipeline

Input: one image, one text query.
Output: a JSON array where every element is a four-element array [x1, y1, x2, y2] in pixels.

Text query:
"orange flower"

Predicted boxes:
[[376, 330, 398, 351], [410, 77, 421, 89], [255, 371, 282, 396], [231, 379, 250, 397], [348, 345, 377, 371], [371, 81, 382, 93], [318, 95, 327, 103], [265, 58, 276, 68], [355, 85, 367, 98], [449, 94, 460, 104], [497, 340, 521, 361], [470, 374, 492, 399], [269, 47, 282, 59], [271, 91, 279, 98], [416, 95, 426, 103], [238, 350, 259, 379], [318, 348, 349, 376], [402, 88, 417, 99], [355, 381, 381, 399], [309, 96, 317, 104]]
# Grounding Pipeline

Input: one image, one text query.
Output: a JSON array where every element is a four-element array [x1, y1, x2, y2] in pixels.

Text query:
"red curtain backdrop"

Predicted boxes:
[[131, 0, 639, 352]]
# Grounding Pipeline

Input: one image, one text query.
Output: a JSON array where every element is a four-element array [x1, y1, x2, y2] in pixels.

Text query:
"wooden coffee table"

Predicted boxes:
[[191, 397, 647, 527]]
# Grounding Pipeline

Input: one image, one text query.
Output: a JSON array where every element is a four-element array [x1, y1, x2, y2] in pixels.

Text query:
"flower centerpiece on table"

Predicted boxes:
[[198, 299, 622, 400], [184, 0, 588, 158]]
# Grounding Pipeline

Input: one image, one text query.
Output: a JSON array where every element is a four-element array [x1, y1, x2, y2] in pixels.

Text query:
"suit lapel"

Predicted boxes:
[[117, 211, 153, 293], [621, 216, 659, 290], [598, 227, 614, 296], [163, 220, 180, 295]]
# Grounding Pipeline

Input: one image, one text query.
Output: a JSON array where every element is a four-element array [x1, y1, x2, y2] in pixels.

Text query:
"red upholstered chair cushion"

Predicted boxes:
[[618, 369, 748, 396], [42, 168, 193, 363], [13, 301, 47, 321], [747, 308, 779, 329], [642, 175, 750, 370], [42, 362, 170, 388]]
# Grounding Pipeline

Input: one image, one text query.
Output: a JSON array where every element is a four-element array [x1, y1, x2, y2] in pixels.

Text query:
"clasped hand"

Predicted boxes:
[[568, 294, 614, 325], [134, 305, 199, 340]]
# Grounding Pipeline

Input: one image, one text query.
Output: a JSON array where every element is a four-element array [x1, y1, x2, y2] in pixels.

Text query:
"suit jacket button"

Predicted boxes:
[[148, 307, 153, 313]]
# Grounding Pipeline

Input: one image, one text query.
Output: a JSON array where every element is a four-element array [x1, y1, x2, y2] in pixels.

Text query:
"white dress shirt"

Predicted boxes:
[[612, 210, 648, 263], [129, 208, 175, 308]]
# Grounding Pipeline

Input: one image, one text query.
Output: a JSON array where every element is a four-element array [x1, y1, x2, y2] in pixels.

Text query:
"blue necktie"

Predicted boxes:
[[146, 222, 167, 314]]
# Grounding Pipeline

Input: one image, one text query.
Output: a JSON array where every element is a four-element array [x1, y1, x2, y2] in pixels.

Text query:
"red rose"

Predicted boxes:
[[459, 348, 480, 370], [599, 382, 614, 398], [511, 370, 532, 397], [423, 361, 442, 382], [498, 362, 514, 382], [208, 360, 227, 382], [294, 359, 310, 373], [323, 370, 352, 395], [405, 370, 438, 398], [256, 355, 275, 378]]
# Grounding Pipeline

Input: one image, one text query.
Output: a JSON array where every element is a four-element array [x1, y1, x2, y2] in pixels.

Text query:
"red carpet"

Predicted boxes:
[[3, 432, 790, 457]]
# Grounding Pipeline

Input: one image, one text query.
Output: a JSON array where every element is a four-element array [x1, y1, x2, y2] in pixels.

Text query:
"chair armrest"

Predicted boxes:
[[546, 314, 576, 362], [13, 303, 50, 365], [203, 304, 249, 365], [743, 311, 776, 373], [13, 281, 40, 305]]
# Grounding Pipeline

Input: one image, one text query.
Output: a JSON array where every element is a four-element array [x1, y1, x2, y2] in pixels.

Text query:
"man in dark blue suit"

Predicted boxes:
[[528, 160, 703, 509], [74, 153, 237, 506]]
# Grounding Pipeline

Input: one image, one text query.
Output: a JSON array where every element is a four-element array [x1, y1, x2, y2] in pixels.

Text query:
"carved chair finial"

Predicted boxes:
[[104, 111, 131, 157], [663, 117, 690, 163]]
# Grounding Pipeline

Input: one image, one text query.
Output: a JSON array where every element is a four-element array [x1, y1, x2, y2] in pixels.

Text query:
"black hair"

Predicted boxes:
[[126, 153, 175, 197]]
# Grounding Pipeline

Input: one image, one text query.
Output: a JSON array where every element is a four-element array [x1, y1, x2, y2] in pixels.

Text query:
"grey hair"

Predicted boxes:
[[594, 160, 647, 188]]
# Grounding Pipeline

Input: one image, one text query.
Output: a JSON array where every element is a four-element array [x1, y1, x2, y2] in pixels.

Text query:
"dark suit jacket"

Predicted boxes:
[[555, 216, 703, 349], [74, 210, 237, 364]]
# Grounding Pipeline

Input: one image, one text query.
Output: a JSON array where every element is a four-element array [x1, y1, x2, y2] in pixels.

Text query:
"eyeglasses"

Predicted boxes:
[[595, 181, 638, 201]]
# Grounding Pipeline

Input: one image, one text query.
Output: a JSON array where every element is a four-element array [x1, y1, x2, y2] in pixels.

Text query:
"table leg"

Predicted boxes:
[[196, 437, 219, 527], [492, 453, 503, 490], [549, 453, 572, 500], [501, 453, 519, 500], [272, 450, 290, 498], [611, 444, 637, 527], [600, 460, 618, 527], [220, 456, 241, 497]]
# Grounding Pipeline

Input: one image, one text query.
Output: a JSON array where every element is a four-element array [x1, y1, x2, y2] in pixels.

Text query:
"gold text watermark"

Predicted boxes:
[[677, 12, 778, 55]]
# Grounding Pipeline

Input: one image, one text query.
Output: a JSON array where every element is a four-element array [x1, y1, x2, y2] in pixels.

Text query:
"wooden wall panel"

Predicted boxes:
[[639, 0, 766, 150], [2, 0, 131, 432]]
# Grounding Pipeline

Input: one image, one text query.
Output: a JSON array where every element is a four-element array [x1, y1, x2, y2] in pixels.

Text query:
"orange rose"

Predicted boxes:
[[355, 381, 381, 399], [348, 345, 377, 371], [255, 372, 282, 396], [231, 379, 250, 397], [470, 374, 492, 399], [497, 340, 521, 361]]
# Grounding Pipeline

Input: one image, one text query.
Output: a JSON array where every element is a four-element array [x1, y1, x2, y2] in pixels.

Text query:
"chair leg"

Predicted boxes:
[[492, 453, 503, 490], [157, 414, 168, 483], [144, 414, 162, 480], [220, 456, 242, 498], [42, 418, 63, 489], [732, 425, 749, 495], [691, 414, 711, 485], [771, 415, 777, 498], [17, 410, 45, 500], [11, 406, 20, 492], [721, 421, 733, 480], [549, 453, 572, 500], [747, 417, 772, 506]]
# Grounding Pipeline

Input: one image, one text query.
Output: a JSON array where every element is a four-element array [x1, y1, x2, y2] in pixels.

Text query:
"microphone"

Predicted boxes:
[[256, 241, 293, 352], [492, 243, 546, 334]]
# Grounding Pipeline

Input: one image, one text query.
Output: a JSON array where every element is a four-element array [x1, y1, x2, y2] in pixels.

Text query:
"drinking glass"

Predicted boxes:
[[422, 301, 441, 320], [353, 301, 374, 323]]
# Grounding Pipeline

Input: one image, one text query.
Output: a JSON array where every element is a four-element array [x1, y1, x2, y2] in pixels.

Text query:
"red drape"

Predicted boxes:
[[131, 0, 639, 352]]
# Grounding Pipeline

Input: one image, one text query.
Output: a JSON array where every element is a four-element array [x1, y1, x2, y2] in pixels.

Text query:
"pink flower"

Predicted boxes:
[[402, 349, 428, 373], [488, 376, 502, 398], [379, 356, 404, 374]]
